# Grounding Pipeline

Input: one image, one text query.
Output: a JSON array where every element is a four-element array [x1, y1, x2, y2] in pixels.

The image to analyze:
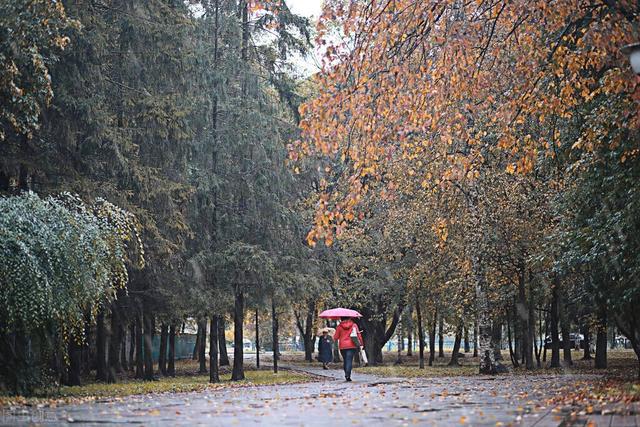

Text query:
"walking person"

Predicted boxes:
[[317, 329, 333, 370], [333, 317, 364, 381]]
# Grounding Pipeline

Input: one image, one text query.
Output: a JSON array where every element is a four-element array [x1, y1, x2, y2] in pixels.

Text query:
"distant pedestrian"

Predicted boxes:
[[333, 317, 364, 382], [317, 329, 333, 370]]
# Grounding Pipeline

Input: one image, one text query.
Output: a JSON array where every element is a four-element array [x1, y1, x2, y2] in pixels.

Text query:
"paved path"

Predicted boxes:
[[2, 366, 638, 426]]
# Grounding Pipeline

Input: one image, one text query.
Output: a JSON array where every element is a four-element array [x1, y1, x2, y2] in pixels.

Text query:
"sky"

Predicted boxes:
[[287, 0, 324, 76], [287, 0, 323, 20]]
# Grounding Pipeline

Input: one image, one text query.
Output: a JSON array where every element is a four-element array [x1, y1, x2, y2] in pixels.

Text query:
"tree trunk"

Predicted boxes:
[[429, 308, 437, 366], [198, 318, 207, 373], [167, 325, 176, 377], [395, 315, 403, 365], [609, 324, 617, 349], [96, 309, 108, 382], [255, 309, 260, 369], [507, 312, 519, 368], [120, 326, 128, 372], [438, 315, 444, 358], [83, 316, 92, 375], [361, 303, 403, 366], [475, 259, 498, 374], [231, 287, 245, 381], [67, 334, 82, 386], [463, 326, 470, 353], [210, 316, 219, 383], [492, 321, 503, 361], [516, 265, 532, 369], [473, 319, 478, 357], [158, 324, 168, 375], [135, 311, 144, 378], [416, 298, 425, 369], [535, 309, 544, 368], [559, 288, 573, 366], [613, 312, 640, 379], [526, 275, 535, 370], [107, 304, 121, 383], [448, 322, 463, 366], [543, 311, 549, 363], [582, 323, 592, 360], [129, 323, 135, 372], [514, 312, 521, 365], [193, 323, 201, 360], [549, 281, 561, 368], [143, 309, 154, 380], [406, 306, 413, 356], [294, 300, 317, 363], [272, 298, 279, 374], [595, 309, 607, 369], [218, 317, 230, 366]]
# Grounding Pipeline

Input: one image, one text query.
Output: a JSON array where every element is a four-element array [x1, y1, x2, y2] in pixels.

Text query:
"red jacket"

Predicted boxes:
[[333, 319, 363, 350]]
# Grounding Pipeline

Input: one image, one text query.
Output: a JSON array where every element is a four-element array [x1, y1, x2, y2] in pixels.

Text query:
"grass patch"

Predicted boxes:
[[355, 364, 478, 378], [0, 369, 314, 408]]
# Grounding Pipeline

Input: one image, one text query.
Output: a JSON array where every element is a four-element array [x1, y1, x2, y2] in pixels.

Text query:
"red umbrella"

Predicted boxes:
[[319, 308, 362, 319]]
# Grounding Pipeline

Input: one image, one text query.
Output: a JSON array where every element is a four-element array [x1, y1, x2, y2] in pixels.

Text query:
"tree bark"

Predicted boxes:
[[507, 312, 519, 368], [120, 326, 128, 372], [83, 315, 92, 375], [96, 309, 108, 382], [429, 308, 437, 366], [526, 274, 535, 370], [158, 324, 168, 375], [294, 300, 317, 362], [218, 317, 230, 366], [406, 306, 413, 356], [198, 318, 207, 373], [613, 311, 640, 379], [559, 288, 573, 366], [395, 315, 403, 365], [193, 323, 201, 360], [416, 298, 425, 369], [549, 281, 561, 368], [448, 322, 463, 366], [231, 287, 245, 381], [255, 309, 260, 369], [492, 320, 503, 361], [473, 319, 478, 357], [272, 298, 279, 373], [581, 322, 592, 360], [516, 264, 532, 369], [543, 311, 549, 363], [67, 334, 82, 386], [135, 311, 144, 378], [595, 308, 607, 369], [209, 316, 219, 383], [361, 303, 403, 365], [438, 315, 444, 358], [107, 304, 122, 383], [129, 323, 135, 372], [535, 308, 544, 367], [167, 325, 176, 377], [143, 309, 154, 380], [463, 325, 470, 353]]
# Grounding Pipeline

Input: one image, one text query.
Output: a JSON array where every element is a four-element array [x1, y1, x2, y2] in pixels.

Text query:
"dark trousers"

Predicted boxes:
[[340, 348, 357, 379]]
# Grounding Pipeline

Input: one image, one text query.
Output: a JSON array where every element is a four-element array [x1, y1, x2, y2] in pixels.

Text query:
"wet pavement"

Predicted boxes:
[[2, 366, 638, 426]]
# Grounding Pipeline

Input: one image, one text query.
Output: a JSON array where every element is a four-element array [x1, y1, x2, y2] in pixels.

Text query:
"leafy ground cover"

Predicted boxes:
[[0, 360, 316, 408]]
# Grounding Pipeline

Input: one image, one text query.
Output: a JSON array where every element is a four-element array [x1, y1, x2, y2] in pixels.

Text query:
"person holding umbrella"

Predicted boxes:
[[319, 308, 364, 382]]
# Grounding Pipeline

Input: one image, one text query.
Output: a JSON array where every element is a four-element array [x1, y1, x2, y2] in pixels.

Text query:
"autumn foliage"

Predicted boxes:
[[292, 0, 639, 243]]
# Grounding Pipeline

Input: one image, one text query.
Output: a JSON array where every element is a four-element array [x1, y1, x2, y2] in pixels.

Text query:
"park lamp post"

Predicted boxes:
[[621, 42, 640, 75]]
